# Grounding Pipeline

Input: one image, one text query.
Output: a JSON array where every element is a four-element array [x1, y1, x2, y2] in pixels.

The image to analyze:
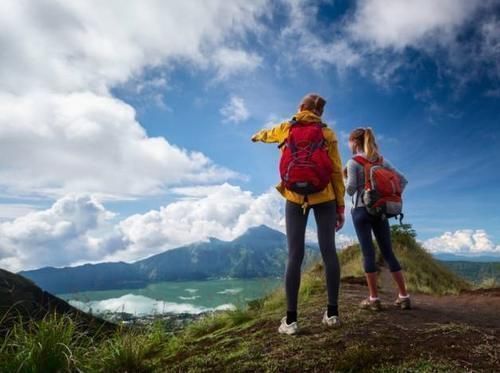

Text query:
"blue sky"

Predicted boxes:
[[0, 0, 499, 271]]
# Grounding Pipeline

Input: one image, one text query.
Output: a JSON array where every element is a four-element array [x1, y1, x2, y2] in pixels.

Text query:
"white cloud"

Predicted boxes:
[[0, 0, 268, 95], [423, 229, 500, 255], [0, 194, 126, 271], [212, 48, 262, 80], [115, 183, 284, 262], [0, 184, 359, 271], [280, 1, 361, 71], [0, 0, 269, 199], [220, 96, 250, 123], [349, 0, 481, 50], [0, 92, 239, 198], [279, 0, 499, 88], [0, 204, 39, 221], [0, 184, 286, 270]]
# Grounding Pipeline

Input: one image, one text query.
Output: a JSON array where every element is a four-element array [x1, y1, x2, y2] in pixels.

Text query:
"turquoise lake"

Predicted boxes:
[[59, 277, 283, 316]]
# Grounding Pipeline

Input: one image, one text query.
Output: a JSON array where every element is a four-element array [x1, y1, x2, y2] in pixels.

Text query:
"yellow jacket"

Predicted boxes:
[[252, 110, 345, 212]]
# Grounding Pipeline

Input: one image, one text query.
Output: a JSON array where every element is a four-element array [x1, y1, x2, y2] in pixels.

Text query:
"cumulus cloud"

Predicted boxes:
[[115, 183, 285, 261], [0, 92, 239, 198], [0, 184, 287, 270], [0, 204, 39, 221], [0, 0, 268, 95], [220, 96, 250, 123], [348, 0, 482, 50], [0, 194, 126, 271], [423, 229, 500, 255], [0, 184, 359, 271], [0, 0, 269, 199]]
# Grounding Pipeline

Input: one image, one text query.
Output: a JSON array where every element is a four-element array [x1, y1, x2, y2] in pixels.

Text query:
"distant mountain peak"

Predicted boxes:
[[206, 236, 226, 244], [238, 224, 286, 242]]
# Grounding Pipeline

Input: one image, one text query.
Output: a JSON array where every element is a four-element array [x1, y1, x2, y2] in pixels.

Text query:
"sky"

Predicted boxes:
[[0, 0, 499, 271]]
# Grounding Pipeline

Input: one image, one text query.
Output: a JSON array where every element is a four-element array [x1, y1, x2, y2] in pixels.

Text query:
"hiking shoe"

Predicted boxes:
[[278, 316, 298, 335], [394, 295, 411, 310], [322, 311, 341, 327], [359, 297, 382, 311]]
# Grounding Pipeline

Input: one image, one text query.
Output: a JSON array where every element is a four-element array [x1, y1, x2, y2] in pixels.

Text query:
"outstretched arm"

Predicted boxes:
[[251, 122, 290, 144]]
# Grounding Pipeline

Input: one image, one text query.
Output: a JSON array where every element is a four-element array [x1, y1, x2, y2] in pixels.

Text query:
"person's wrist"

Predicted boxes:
[[336, 205, 345, 214]]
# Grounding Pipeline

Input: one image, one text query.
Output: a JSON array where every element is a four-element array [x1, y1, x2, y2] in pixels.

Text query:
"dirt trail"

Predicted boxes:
[[377, 267, 500, 329], [258, 269, 500, 372]]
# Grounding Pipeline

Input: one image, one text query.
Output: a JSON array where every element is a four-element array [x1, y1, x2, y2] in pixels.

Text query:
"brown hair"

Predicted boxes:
[[299, 93, 326, 116], [349, 127, 379, 159]]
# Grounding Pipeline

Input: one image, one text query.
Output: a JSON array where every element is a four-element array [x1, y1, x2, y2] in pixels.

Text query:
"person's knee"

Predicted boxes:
[[380, 251, 401, 272], [321, 252, 339, 272], [363, 255, 378, 273], [319, 243, 336, 259], [388, 259, 402, 272]]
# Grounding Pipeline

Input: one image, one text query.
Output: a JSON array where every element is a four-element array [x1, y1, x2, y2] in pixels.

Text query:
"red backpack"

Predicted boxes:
[[353, 155, 404, 222], [279, 120, 333, 195]]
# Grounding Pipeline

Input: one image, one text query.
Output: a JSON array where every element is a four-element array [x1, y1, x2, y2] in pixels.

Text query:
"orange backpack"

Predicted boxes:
[[353, 156, 404, 222]]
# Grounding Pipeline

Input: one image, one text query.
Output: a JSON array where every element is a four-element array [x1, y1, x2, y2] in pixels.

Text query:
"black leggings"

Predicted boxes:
[[285, 199, 340, 312], [351, 207, 402, 273]]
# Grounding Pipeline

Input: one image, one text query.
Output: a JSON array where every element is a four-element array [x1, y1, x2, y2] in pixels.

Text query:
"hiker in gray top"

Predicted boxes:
[[345, 127, 412, 311], [345, 154, 408, 208]]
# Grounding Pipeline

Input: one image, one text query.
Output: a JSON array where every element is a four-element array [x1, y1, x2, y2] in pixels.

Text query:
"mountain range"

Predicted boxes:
[[20, 225, 320, 294], [433, 253, 500, 262]]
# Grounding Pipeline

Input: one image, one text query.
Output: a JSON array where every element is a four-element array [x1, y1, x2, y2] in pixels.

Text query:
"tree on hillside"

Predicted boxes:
[[390, 223, 417, 245]]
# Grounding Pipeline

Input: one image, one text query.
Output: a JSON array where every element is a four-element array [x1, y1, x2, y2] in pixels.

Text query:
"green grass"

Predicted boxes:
[[376, 358, 457, 372], [184, 307, 255, 339], [0, 313, 87, 372], [0, 312, 172, 372]]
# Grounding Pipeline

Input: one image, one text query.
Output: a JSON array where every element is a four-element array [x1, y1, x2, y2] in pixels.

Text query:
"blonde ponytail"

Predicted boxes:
[[363, 127, 379, 159]]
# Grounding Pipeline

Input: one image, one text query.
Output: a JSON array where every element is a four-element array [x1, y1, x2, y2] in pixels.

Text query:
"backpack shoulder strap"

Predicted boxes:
[[353, 156, 374, 190], [353, 155, 370, 166], [277, 118, 297, 149]]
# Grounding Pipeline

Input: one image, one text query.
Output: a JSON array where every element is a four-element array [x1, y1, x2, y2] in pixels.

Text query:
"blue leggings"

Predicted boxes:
[[351, 207, 402, 273]]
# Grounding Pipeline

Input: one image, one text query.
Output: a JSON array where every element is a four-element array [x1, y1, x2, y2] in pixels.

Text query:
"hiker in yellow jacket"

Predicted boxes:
[[251, 93, 345, 335]]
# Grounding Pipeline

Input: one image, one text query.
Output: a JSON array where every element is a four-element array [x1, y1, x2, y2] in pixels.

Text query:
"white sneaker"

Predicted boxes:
[[278, 316, 298, 335], [322, 311, 341, 327]]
